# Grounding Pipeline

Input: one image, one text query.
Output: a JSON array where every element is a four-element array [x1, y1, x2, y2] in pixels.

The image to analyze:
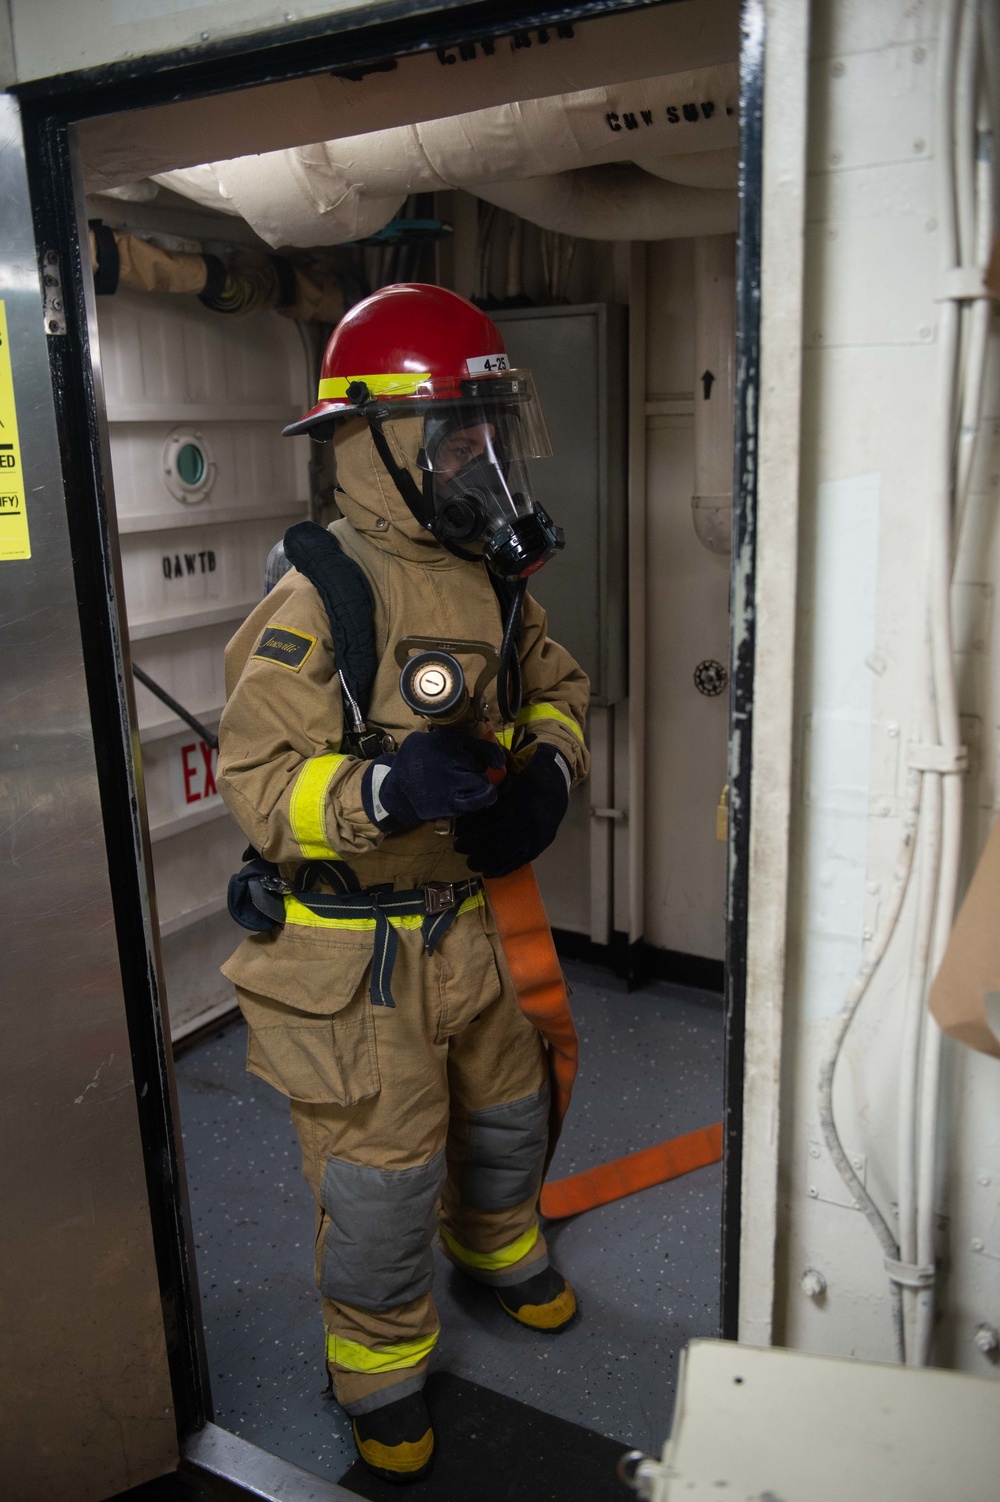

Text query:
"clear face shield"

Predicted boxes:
[[416, 373, 564, 580]]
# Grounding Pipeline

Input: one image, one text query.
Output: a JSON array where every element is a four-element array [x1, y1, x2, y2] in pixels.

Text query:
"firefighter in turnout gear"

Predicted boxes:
[[217, 284, 588, 1483]]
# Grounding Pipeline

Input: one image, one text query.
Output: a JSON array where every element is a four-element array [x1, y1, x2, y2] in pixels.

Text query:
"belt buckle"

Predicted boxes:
[[424, 882, 457, 915]]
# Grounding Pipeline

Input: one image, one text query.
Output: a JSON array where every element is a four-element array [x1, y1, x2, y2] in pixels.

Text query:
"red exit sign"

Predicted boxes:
[[181, 740, 218, 803], [171, 738, 221, 816]]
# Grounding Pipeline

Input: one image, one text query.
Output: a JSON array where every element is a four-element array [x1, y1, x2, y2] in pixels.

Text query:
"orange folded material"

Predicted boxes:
[[539, 1121, 724, 1220], [485, 864, 579, 1163], [484, 837, 722, 1219]]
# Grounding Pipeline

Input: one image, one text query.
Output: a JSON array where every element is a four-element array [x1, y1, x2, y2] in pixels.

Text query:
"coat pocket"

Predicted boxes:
[[223, 927, 379, 1105]]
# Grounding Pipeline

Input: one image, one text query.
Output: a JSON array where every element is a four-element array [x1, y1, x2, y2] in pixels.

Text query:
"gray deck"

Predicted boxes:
[[174, 960, 724, 1482]]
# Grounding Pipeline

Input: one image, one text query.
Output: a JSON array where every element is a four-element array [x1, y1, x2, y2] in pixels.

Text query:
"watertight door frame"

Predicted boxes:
[[8, 0, 762, 1467], [0, 91, 178, 1499]]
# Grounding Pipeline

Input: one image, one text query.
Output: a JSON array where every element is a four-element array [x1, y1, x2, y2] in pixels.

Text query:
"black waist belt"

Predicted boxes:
[[228, 856, 481, 1009]]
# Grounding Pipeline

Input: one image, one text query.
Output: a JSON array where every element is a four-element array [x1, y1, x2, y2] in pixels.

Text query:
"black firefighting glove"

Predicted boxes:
[[454, 742, 571, 877], [362, 729, 505, 830]]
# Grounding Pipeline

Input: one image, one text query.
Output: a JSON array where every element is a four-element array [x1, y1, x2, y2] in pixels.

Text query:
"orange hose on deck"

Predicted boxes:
[[453, 709, 719, 1215], [540, 1122, 724, 1220], [486, 862, 723, 1214]]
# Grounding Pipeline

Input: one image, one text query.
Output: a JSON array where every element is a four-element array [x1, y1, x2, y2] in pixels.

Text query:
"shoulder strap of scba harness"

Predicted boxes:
[[282, 520, 377, 722], [263, 520, 723, 1219]]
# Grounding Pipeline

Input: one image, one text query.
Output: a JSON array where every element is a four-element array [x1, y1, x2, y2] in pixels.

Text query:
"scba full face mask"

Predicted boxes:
[[418, 378, 564, 579]]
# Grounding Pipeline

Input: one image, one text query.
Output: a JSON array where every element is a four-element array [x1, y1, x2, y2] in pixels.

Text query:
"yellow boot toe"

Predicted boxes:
[[495, 1265, 578, 1331]]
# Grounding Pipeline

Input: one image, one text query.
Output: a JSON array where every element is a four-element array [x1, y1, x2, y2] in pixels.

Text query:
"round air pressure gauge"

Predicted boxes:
[[163, 428, 217, 505]]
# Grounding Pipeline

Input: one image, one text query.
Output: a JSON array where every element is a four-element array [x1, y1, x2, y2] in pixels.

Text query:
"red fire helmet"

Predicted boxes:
[[282, 282, 562, 582], [283, 283, 523, 437]]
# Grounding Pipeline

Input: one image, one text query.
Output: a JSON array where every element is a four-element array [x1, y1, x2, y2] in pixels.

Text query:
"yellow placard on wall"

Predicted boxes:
[[0, 299, 31, 561]]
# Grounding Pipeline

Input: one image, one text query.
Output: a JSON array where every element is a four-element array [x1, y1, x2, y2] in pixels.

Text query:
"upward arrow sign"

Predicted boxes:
[[701, 369, 715, 400]]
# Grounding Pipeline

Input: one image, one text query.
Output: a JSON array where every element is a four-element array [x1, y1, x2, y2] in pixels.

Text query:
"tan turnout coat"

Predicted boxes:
[[215, 414, 589, 1408]]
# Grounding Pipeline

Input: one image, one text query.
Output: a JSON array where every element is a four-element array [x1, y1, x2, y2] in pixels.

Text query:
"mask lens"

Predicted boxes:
[[415, 370, 551, 471], [414, 370, 560, 574]]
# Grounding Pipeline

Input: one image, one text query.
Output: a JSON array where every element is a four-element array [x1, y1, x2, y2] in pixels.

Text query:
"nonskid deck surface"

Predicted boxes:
[[338, 1372, 631, 1502], [174, 960, 724, 1486]]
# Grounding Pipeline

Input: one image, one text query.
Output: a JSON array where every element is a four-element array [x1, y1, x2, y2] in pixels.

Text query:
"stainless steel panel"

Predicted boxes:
[[493, 303, 628, 707], [184, 1423, 358, 1501], [0, 94, 176, 1498]]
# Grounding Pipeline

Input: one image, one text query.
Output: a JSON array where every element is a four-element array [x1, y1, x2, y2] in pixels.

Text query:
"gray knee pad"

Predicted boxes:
[[459, 1082, 550, 1211], [319, 1151, 446, 1311]]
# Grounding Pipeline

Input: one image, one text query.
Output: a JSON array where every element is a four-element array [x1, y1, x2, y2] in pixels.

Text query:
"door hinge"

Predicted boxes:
[[41, 249, 66, 336]]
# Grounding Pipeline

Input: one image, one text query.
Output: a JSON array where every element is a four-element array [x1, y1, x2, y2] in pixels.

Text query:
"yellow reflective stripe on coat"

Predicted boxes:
[[318, 373, 431, 401], [284, 890, 485, 931], [325, 1330, 438, 1374], [289, 753, 348, 859], [439, 1221, 539, 1272], [495, 704, 585, 750], [514, 702, 585, 743]]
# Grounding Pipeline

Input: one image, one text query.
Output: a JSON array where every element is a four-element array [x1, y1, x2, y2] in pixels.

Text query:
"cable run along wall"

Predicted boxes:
[[754, 0, 1000, 1378]]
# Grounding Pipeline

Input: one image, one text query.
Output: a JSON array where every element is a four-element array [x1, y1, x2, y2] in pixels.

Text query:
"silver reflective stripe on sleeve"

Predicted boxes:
[[370, 761, 392, 825]]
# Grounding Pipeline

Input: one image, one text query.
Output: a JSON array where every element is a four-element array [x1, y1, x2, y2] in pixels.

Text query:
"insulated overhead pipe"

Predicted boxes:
[[147, 66, 739, 247], [87, 224, 345, 321], [472, 167, 736, 241], [632, 146, 738, 188]]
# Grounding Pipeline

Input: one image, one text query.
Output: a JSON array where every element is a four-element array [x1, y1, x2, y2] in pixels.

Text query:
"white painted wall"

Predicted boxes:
[[644, 238, 730, 959], [745, 0, 1000, 1379], [0, 3, 13, 87]]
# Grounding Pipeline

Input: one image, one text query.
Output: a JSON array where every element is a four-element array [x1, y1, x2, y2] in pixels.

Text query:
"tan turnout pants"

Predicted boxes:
[[238, 898, 551, 1417]]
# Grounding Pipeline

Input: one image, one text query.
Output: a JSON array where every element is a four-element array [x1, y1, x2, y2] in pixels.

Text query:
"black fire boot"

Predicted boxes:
[[495, 1264, 577, 1331], [352, 1389, 435, 1485]]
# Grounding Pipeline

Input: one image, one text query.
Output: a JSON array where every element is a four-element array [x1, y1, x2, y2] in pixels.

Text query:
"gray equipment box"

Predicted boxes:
[[493, 303, 628, 708]]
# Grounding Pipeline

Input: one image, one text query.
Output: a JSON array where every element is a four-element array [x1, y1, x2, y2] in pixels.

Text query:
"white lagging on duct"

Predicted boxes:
[[146, 65, 739, 245], [471, 165, 735, 240], [633, 147, 737, 189], [816, 0, 997, 1368]]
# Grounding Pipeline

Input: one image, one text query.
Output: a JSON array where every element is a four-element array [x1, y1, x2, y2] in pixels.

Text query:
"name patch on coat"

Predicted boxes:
[[252, 625, 317, 672]]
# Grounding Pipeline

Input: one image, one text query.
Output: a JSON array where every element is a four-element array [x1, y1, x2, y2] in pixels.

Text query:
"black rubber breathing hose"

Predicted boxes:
[[496, 578, 526, 725]]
